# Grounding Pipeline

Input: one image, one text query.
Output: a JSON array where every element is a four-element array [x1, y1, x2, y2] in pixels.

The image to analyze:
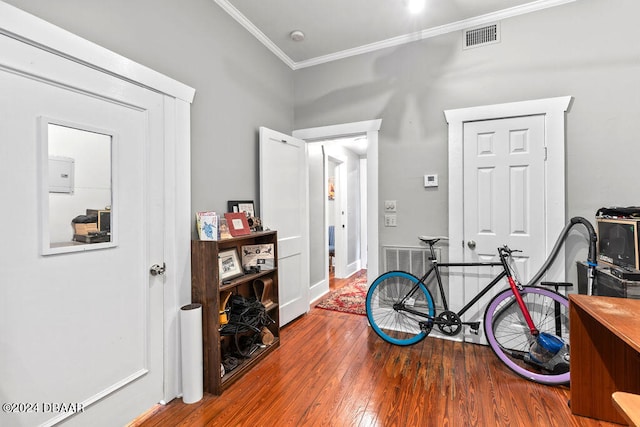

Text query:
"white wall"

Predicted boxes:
[[327, 160, 337, 227], [360, 158, 368, 269]]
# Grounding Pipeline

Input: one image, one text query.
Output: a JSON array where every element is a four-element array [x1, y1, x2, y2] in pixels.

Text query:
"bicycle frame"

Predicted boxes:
[[402, 244, 539, 335]]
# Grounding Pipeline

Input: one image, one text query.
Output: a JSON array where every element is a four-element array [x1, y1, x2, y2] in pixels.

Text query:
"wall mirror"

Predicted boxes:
[[40, 117, 117, 255]]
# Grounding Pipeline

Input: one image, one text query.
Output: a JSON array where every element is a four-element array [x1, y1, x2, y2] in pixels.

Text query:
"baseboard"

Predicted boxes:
[[310, 290, 330, 307]]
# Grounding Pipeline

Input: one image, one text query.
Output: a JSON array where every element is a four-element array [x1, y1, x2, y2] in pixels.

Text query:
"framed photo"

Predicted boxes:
[[218, 248, 243, 282], [227, 200, 256, 218], [224, 212, 251, 237], [241, 243, 275, 270], [218, 217, 232, 239]]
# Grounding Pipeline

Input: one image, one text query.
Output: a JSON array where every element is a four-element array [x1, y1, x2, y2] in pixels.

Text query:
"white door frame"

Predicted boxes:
[[0, 2, 195, 404], [293, 119, 382, 284], [445, 96, 571, 300]]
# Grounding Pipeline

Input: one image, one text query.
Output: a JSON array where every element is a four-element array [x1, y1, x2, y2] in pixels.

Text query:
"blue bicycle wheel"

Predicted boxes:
[[365, 271, 435, 346], [484, 286, 570, 385]]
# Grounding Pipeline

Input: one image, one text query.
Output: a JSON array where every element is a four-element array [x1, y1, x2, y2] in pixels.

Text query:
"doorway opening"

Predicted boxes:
[[319, 136, 368, 286], [293, 118, 380, 306]]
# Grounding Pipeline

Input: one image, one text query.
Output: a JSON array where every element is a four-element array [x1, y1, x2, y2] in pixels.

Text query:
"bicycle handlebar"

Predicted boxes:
[[498, 245, 522, 256]]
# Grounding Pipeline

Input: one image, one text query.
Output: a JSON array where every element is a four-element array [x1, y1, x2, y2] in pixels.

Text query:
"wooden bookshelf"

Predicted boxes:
[[191, 230, 280, 394]]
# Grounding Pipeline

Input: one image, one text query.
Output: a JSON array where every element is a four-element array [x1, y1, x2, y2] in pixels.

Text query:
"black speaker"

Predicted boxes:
[[86, 209, 111, 232], [597, 218, 640, 270]]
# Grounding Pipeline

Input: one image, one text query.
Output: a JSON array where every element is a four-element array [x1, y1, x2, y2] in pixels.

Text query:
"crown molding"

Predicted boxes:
[[214, 0, 296, 69], [215, 0, 577, 70]]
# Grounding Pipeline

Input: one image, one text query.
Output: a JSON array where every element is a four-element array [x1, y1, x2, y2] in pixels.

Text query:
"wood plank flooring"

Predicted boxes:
[[130, 273, 618, 427]]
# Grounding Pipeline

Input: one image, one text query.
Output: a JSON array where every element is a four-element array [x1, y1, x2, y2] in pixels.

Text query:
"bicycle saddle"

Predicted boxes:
[[418, 235, 449, 245]]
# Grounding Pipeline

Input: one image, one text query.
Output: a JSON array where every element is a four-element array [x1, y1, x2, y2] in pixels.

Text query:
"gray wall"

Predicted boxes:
[[294, 0, 640, 282], [5, 0, 295, 227]]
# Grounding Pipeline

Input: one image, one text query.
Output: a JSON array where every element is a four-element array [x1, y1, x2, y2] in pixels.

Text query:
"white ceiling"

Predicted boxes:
[[216, 0, 575, 69], [326, 136, 369, 157]]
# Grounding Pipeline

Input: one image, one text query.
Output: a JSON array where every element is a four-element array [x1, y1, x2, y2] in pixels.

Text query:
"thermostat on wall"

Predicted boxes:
[[424, 174, 438, 188]]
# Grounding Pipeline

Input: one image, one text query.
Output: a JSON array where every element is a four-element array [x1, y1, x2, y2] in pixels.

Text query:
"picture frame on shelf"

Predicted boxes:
[[242, 243, 275, 270], [219, 217, 232, 240], [218, 248, 243, 282], [224, 212, 251, 237], [227, 200, 256, 218]]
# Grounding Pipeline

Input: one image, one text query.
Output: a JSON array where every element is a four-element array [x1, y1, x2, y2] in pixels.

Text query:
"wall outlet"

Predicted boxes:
[[384, 214, 397, 227], [384, 200, 397, 212]]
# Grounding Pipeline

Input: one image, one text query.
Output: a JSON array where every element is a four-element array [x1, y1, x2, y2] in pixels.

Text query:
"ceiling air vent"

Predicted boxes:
[[463, 23, 500, 49]]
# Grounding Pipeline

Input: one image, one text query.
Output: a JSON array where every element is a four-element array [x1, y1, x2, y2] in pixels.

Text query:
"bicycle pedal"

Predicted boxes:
[[469, 322, 480, 331]]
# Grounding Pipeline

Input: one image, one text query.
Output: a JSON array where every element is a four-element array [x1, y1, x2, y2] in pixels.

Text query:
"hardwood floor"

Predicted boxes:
[[130, 276, 618, 427], [130, 308, 617, 427]]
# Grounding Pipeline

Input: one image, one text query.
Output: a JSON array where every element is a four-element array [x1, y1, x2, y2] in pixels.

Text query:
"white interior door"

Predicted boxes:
[[0, 33, 164, 427], [259, 127, 309, 326], [458, 115, 546, 343], [446, 97, 570, 344]]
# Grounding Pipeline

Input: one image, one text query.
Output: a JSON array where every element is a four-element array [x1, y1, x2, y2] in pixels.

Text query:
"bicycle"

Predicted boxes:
[[365, 236, 571, 385]]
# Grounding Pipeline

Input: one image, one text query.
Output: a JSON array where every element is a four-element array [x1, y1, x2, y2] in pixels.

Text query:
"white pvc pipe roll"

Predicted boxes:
[[180, 303, 203, 404]]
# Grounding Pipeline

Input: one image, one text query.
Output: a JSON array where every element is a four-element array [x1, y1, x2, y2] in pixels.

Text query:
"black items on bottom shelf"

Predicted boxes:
[[219, 294, 274, 358]]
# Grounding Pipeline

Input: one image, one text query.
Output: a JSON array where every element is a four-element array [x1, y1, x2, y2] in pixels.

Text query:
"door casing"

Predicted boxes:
[[293, 119, 381, 286]]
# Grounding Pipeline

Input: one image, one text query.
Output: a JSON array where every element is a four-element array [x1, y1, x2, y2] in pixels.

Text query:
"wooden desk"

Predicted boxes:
[[612, 391, 640, 426], [570, 295, 640, 424]]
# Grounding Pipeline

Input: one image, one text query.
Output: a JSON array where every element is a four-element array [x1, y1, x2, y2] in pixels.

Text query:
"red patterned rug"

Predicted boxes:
[[316, 272, 368, 316]]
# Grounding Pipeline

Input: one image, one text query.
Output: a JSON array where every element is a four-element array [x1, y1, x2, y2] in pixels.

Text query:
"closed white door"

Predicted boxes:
[[460, 115, 546, 342], [259, 127, 309, 326], [0, 33, 164, 426]]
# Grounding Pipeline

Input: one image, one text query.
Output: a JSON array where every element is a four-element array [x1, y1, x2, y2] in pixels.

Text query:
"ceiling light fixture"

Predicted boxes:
[[407, 0, 426, 14], [290, 30, 305, 42]]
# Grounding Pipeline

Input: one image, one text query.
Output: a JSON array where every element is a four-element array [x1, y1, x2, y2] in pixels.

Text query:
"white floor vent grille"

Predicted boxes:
[[463, 23, 500, 49], [382, 245, 446, 309]]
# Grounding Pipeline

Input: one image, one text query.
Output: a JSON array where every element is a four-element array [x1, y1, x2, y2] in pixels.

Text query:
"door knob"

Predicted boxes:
[[150, 263, 166, 276], [467, 240, 476, 250]]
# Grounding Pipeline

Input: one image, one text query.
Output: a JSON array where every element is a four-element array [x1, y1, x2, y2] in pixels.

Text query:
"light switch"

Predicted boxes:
[[384, 214, 397, 227]]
